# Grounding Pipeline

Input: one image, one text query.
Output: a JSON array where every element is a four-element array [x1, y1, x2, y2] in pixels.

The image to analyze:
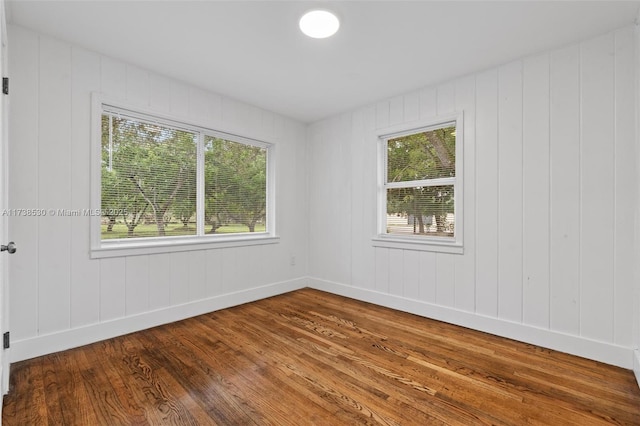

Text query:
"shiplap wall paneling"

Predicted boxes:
[[522, 53, 550, 329], [435, 83, 456, 308], [335, 114, 353, 286], [70, 47, 101, 329], [403, 250, 420, 300], [349, 109, 367, 289], [148, 253, 171, 310], [613, 27, 635, 347], [418, 251, 437, 303], [475, 69, 500, 318], [99, 257, 125, 321], [580, 33, 615, 343], [187, 250, 206, 301], [351, 105, 377, 291], [170, 252, 190, 305], [98, 57, 128, 322], [388, 249, 404, 297], [148, 74, 171, 113], [549, 45, 581, 335], [374, 247, 389, 294], [454, 75, 476, 313], [125, 256, 149, 316], [8, 25, 308, 361], [497, 62, 524, 322], [38, 36, 72, 335], [204, 249, 223, 297], [8, 26, 39, 340]]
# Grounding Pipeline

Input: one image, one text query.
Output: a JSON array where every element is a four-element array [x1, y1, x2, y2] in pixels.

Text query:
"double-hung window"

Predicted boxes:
[[375, 114, 463, 253], [91, 98, 275, 258]]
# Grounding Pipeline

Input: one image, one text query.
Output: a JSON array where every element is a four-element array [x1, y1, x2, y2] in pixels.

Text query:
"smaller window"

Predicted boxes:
[[375, 114, 463, 253]]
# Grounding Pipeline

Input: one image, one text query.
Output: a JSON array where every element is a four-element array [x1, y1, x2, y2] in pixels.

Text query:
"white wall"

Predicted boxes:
[[308, 26, 637, 369], [7, 25, 309, 361]]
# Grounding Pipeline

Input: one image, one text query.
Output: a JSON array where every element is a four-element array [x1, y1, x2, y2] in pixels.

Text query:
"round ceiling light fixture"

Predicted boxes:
[[299, 10, 340, 39]]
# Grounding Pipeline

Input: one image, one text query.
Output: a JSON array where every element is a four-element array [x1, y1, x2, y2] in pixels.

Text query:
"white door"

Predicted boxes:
[[0, 0, 10, 397]]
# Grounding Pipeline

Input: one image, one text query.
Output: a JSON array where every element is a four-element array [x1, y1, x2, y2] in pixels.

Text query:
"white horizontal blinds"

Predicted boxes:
[[100, 113, 197, 240], [204, 136, 267, 234], [386, 124, 456, 182], [384, 123, 456, 238], [386, 186, 455, 237]]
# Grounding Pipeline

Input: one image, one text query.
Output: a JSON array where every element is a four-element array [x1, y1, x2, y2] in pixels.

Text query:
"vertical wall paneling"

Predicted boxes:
[[403, 92, 420, 123], [374, 247, 389, 293], [70, 47, 101, 328], [336, 114, 352, 286], [388, 249, 404, 297], [148, 254, 171, 310], [8, 27, 39, 340], [389, 96, 403, 126], [418, 251, 437, 303], [124, 65, 150, 107], [38, 37, 72, 335], [403, 250, 420, 299], [97, 55, 128, 323], [549, 45, 581, 335], [169, 81, 189, 118], [454, 75, 476, 313], [100, 56, 126, 101], [9, 26, 309, 361], [305, 26, 636, 368], [522, 53, 551, 329], [497, 61, 524, 322], [204, 249, 223, 297], [169, 252, 190, 305], [436, 82, 455, 116], [435, 84, 457, 308], [435, 254, 455, 307], [613, 27, 635, 347], [580, 34, 615, 342], [475, 69, 500, 317], [350, 109, 366, 289], [99, 257, 126, 321], [125, 255, 149, 316], [360, 106, 378, 290], [149, 74, 171, 113], [375, 101, 390, 129], [419, 87, 437, 120]]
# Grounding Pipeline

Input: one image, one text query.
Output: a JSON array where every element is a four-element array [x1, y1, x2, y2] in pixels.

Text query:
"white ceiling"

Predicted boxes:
[[6, 1, 640, 123]]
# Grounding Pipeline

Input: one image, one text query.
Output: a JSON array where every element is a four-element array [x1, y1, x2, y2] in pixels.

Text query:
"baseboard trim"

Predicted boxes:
[[634, 350, 640, 387], [308, 277, 634, 369], [10, 277, 308, 363]]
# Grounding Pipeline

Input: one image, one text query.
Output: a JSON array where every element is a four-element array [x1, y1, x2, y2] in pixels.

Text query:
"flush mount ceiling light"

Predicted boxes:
[[299, 10, 340, 39]]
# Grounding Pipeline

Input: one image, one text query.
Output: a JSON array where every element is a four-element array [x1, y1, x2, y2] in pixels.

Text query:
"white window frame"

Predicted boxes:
[[373, 113, 464, 254], [90, 94, 277, 259]]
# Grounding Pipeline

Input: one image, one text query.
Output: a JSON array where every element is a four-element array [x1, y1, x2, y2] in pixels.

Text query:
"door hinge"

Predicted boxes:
[[2, 77, 8, 95], [3, 332, 9, 349]]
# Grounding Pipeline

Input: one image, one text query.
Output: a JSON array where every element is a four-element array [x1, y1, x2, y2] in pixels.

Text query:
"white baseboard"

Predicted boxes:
[[308, 277, 634, 370], [10, 277, 308, 363], [634, 350, 640, 387]]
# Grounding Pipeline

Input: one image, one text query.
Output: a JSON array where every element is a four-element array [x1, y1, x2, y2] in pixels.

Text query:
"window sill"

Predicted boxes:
[[91, 234, 280, 259], [372, 236, 463, 254]]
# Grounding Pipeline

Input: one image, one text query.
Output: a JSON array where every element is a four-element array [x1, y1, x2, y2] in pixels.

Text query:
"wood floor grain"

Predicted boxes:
[[3, 288, 640, 425]]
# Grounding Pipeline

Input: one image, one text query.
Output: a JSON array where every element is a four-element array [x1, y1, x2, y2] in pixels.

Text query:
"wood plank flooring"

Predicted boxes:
[[3, 288, 640, 425]]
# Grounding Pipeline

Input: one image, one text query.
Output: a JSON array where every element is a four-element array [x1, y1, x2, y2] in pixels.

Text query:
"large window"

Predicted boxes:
[[376, 114, 463, 253], [92, 100, 274, 257]]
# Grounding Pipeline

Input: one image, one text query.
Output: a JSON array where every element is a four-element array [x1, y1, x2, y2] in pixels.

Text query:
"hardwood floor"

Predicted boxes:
[[3, 288, 640, 425]]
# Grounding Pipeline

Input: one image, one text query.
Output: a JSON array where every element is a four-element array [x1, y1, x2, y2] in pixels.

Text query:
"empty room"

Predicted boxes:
[[0, 0, 639, 424]]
